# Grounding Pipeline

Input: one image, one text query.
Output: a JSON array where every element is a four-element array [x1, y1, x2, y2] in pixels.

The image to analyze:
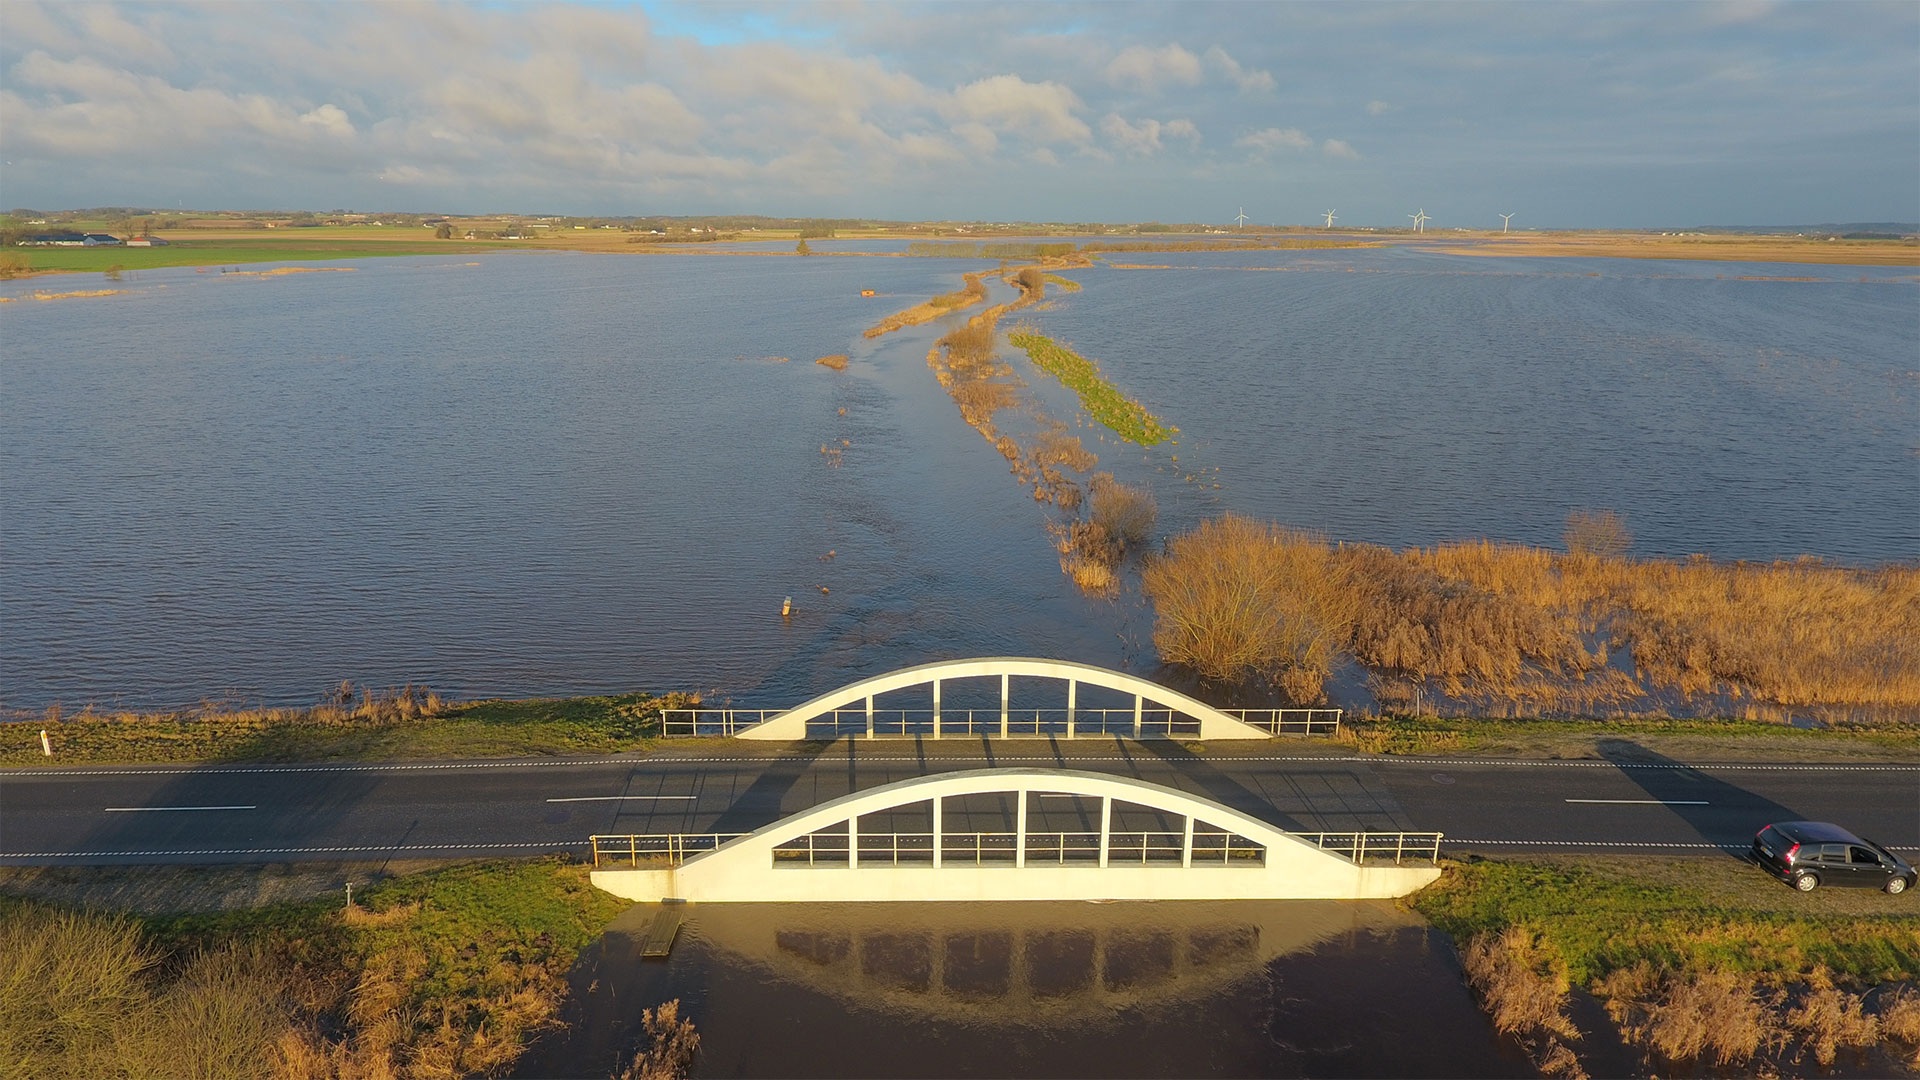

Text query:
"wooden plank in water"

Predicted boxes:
[[640, 906, 682, 959]]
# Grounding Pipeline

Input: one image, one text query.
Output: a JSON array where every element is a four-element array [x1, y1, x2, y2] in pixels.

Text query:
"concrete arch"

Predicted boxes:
[[591, 769, 1441, 902], [736, 657, 1270, 740]]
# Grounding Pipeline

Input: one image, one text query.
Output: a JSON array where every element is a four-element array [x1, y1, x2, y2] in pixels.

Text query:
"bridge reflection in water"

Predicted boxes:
[[520, 901, 1535, 1079]]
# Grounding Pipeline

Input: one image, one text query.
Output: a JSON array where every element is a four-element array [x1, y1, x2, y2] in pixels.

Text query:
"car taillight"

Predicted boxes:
[[1784, 843, 1800, 863]]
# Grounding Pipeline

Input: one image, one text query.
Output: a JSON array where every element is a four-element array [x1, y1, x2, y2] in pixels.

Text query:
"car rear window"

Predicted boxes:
[[1756, 826, 1791, 858]]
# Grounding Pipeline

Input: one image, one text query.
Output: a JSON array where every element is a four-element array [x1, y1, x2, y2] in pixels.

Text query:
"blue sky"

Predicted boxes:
[[1, 1, 1914, 226]]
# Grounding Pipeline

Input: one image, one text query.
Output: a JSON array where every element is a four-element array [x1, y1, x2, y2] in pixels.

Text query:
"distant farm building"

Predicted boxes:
[[126, 236, 171, 247]]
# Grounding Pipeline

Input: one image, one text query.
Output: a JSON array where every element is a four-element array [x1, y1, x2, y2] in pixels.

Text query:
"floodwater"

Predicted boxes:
[[2, 245, 1914, 709], [515, 899, 1536, 1079]]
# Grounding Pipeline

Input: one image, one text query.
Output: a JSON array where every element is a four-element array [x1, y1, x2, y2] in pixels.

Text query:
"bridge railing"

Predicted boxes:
[[590, 833, 748, 868], [1222, 708, 1343, 735], [662, 706, 1341, 738], [1296, 831, 1443, 865]]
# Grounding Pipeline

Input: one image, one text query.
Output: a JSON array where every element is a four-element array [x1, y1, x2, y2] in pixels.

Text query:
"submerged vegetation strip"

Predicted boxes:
[[1006, 329, 1175, 446], [862, 271, 989, 337]]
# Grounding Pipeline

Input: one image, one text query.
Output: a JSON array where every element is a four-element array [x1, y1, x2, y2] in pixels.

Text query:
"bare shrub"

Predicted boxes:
[[1088, 474, 1157, 549], [1881, 987, 1920, 1070], [1463, 927, 1577, 1039], [615, 999, 701, 1080], [994, 435, 1020, 462], [1033, 426, 1097, 472], [1564, 509, 1632, 559], [1641, 969, 1767, 1066], [1786, 970, 1879, 1065], [950, 379, 1017, 428], [937, 321, 996, 373], [1141, 515, 1356, 700], [1010, 265, 1045, 301], [814, 354, 849, 371]]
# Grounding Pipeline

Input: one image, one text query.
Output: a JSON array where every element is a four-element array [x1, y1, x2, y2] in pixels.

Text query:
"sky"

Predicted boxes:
[[1, 1, 1915, 228]]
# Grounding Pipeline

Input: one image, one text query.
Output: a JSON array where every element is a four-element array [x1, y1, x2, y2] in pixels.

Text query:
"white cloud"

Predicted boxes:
[[1321, 138, 1360, 159], [1235, 126, 1313, 154], [299, 104, 354, 138], [1203, 47, 1275, 93], [1106, 44, 1204, 90], [1367, 99, 1393, 116], [1100, 114, 1201, 156], [949, 74, 1090, 144]]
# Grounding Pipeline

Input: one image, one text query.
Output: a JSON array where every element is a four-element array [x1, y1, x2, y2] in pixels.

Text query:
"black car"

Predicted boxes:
[[1752, 821, 1915, 894]]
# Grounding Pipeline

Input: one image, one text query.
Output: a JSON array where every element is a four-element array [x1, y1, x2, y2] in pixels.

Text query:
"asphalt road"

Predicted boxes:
[[2, 740, 1915, 864]]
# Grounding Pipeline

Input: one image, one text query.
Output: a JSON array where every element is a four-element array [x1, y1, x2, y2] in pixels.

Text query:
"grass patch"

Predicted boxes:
[[3, 689, 690, 768], [1042, 273, 1083, 292], [1006, 327, 1175, 446], [1414, 856, 1920, 1073], [12, 237, 494, 275], [0, 858, 627, 1079], [1331, 713, 1918, 760]]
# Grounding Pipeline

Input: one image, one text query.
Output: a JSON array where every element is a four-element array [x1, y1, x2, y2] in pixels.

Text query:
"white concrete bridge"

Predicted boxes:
[[660, 657, 1341, 741], [590, 769, 1441, 903]]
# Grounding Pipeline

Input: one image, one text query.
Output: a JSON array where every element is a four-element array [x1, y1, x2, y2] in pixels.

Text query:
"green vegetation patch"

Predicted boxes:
[[0, 858, 627, 1079], [13, 238, 494, 274], [1333, 713, 1919, 761], [1007, 329, 1176, 446], [1413, 857, 1920, 987], [1042, 273, 1083, 292], [2, 690, 690, 768]]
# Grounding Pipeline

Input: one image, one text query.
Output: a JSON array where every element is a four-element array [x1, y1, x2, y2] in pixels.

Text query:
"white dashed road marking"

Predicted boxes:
[[102, 805, 254, 812], [1564, 799, 1708, 805], [545, 795, 698, 803]]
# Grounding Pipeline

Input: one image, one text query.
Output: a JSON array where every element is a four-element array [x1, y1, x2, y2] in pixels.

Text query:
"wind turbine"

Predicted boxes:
[[1234, 207, 1249, 228], [1321, 210, 1337, 228], [1499, 212, 1515, 233], [1408, 209, 1429, 233]]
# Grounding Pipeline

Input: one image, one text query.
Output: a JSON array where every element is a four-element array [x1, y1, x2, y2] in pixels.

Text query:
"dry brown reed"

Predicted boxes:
[[863, 272, 988, 337], [615, 999, 701, 1080], [950, 380, 1018, 427], [1461, 928, 1586, 1078], [1563, 509, 1632, 559], [814, 354, 849, 371], [1141, 515, 1357, 702], [1882, 988, 1920, 1070], [1033, 426, 1097, 473], [1597, 963, 1767, 1067], [1088, 474, 1156, 549], [1146, 514, 1920, 718]]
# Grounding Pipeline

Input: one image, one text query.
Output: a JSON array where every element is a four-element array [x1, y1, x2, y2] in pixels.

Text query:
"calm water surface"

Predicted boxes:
[[515, 900, 1536, 1079], [2, 247, 1914, 709]]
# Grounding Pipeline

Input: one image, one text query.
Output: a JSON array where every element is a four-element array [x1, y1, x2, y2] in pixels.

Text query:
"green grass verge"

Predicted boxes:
[[1007, 330, 1176, 446], [10, 238, 496, 274], [1333, 713, 1919, 761], [1, 691, 688, 768], [0, 858, 628, 1079], [1412, 857, 1920, 987]]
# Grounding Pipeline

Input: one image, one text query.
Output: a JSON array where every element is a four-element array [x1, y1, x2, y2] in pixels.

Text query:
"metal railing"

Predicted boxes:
[[1223, 708, 1343, 735], [590, 833, 747, 868], [662, 706, 1340, 738], [661, 709, 778, 737], [767, 830, 1268, 868], [1296, 831, 1443, 865]]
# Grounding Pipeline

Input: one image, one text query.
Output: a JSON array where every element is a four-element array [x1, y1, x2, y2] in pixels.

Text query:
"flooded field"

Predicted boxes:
[[2, 245, 1914, 710]]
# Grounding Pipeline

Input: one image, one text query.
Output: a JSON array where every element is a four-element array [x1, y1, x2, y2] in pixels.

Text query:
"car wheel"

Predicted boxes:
[[1793, 872, 1819, 892], [1888, 877, 1910, 896]]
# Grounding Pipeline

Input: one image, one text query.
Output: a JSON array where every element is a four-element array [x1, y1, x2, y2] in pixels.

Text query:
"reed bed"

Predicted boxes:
[[862, 272, 988, 337], [814, 354, 849, 371], [1142, 513, 1920, 716]]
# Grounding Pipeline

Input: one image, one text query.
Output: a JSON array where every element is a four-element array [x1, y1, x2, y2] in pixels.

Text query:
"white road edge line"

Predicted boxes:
[[1566, 791, 1704, 799], [545, 795, 698, 803], [102, 805, 255, 812]]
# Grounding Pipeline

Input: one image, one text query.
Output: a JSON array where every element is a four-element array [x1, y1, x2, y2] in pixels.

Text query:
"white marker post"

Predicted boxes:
[[40, 729, 51, 757]]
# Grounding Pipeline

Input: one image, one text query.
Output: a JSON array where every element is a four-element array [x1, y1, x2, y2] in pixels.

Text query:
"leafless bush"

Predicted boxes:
[[1463, 927, 1577, 1039], [1601, 965, 1767, 1066], [615, 999, 701, 1080], [1564, 509, 1632, 559], [950, 380, 1017, 428], [1088, 474, 1156, 549], [1141, 515, 1357, 701], [1786, 970, 1879, 1065], [1033, 426, 1096, 472]]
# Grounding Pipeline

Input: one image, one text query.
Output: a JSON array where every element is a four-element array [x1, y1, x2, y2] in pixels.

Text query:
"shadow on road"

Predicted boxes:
[[1596, 737, 1807, 857]]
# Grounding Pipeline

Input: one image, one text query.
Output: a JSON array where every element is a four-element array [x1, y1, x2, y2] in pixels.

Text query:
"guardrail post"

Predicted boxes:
[[932, 678, 942, 739], [1133, 695, 1143, 738], [1066, 679, 1077, 738], [1000, 674, 1010, 738], [850, 816, 860, 870], [932, 796, 943, 868], [1015, 790, 1027, 868], [865, 695, 874, 740], [1098, 796, 1111, 868], [1181, 815, 1194, 868]]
